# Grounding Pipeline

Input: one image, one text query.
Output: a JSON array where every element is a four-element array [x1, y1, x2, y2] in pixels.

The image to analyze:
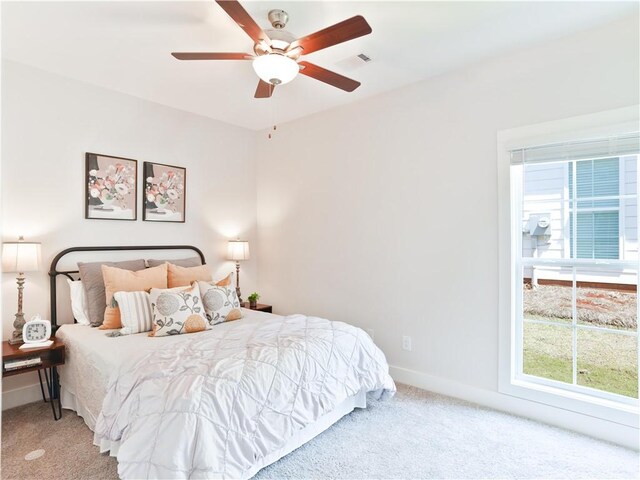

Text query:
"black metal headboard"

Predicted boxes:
[[49, 245, 205, 328]]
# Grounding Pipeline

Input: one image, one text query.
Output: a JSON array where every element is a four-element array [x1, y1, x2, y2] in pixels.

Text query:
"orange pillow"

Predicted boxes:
[[100, 264, 168, 330], [167, 263, 213, 288], [215, 272, 233, 287]]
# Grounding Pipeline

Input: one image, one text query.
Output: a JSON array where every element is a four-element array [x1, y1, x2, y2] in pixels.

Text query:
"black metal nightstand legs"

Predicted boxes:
[[37, 369, 47, 401], [37, 366, 62, 420]]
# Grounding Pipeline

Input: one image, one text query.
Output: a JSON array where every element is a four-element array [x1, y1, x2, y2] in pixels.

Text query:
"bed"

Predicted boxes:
[[50, 245, 396, 479]]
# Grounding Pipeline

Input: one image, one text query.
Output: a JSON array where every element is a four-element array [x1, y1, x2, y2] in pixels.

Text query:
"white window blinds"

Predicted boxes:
[[510, 132, 640, 165]]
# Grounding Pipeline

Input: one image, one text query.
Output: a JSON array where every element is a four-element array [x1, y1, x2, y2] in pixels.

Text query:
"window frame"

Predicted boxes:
[[497, 106, 640, 428]]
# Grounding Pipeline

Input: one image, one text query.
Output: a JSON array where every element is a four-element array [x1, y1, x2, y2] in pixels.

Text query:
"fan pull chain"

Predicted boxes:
[[268, 85, 278, 139]]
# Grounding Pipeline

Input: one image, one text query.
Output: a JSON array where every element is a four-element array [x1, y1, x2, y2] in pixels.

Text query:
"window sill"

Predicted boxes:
[[500, 376, 639, 428]]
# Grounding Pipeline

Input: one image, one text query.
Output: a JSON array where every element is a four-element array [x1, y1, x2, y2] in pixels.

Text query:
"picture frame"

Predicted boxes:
[[142, 162, 186, 223], [85, 153, 138, 221]]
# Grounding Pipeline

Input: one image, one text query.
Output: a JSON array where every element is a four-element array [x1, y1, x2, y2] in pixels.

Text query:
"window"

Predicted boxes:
[[510, 133, 639, 408], [568, 158, 620, 260]]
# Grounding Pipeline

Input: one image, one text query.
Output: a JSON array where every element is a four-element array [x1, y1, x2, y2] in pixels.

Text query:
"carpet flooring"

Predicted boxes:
[[1, 384, 638, 479]]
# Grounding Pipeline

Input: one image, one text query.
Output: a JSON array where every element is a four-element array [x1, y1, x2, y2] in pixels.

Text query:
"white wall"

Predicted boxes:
[[1, 61, 258, 404], [255, 16, 639, 445]]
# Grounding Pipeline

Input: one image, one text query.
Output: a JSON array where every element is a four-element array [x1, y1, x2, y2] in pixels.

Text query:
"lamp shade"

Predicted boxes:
[[227, 240, 250, 261], [252, 54, 299, 86], [2, 238, 41, 273]]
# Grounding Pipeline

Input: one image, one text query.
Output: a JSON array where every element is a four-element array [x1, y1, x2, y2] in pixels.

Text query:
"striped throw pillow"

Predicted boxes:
[[114, 291, 153, 335]]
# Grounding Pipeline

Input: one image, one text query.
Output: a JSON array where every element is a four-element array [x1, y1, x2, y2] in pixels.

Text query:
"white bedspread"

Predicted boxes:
[[56, 308, 277, 429], [94, 314, 395, 479]]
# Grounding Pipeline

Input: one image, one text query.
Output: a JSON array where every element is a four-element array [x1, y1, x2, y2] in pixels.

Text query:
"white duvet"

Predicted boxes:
[[94, 314, 395, 479]]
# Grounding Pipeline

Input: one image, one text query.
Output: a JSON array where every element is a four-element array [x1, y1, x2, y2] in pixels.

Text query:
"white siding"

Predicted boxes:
[[522, 162, 566, 260]]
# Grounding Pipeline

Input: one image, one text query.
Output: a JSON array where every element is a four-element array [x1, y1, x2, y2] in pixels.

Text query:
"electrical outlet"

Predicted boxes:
[[402, 335, 412, 351], [365, 328, 375, 341]]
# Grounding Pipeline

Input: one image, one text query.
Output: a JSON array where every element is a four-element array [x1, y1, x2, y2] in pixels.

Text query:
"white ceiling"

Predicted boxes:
[[2, 1, 637, 130]]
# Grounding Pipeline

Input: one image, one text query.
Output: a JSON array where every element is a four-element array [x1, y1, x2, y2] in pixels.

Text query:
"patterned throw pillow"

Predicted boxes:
[[198, 275, 243, 326], [114, 291, 153, 335], [149, 283, 208, 337]]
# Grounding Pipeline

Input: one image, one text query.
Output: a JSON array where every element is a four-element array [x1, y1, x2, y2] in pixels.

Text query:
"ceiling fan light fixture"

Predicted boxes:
[[252, 54, 299, 86]]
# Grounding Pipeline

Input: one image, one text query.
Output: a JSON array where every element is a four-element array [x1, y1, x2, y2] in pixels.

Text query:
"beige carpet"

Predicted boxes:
[[1, 384, 638, 479]]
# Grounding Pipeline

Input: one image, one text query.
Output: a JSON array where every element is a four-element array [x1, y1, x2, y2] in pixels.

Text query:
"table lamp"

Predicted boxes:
[[227, 239, 249, 303], [2, 236, 41, 344]]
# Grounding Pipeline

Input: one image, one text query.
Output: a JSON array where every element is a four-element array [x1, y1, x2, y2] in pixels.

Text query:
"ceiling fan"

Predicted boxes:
[[171, 0, 372, 98]]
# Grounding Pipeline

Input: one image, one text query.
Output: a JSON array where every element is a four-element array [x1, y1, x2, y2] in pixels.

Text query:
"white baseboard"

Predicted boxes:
[[2, 382, 42, 411], [389, 365, 639, 450]]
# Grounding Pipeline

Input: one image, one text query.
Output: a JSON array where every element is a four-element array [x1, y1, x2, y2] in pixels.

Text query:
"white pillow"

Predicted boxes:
[[67, 279, 90, 325], [114, 291, 153, 335]]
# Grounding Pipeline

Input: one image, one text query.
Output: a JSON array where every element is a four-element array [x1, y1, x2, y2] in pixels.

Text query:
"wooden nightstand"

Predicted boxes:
[[2, 339, 65, 420], [241, 303, 273, 313]]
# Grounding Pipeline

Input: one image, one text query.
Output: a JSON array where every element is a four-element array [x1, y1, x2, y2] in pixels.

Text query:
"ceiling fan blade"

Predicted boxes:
[[291, 15, 371, 55], [255, 80, 275, 98], [298, 62, 361, 92], [171, 52, 253, 60], [215, 0, 271, 46]]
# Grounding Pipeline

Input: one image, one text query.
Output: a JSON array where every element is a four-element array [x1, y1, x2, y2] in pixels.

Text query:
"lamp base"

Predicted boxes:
[[8, 312, 25, 345], [8, 334, 24, 345], [235, 261, 243, 303]]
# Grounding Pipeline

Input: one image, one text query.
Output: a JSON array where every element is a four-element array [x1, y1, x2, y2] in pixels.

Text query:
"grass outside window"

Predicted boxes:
[[522, 285, 638, 399]]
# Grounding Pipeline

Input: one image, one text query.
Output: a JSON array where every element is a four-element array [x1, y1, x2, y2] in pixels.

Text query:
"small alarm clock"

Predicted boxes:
[[22, 314, 52, 345]]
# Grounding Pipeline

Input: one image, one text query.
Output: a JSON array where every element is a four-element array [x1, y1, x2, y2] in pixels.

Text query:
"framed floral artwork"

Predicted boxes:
[[143, 162, 186, 223], [85, 153, 137, 220]]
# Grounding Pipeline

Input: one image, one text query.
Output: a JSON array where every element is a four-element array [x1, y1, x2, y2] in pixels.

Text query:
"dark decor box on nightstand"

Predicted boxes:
[[241, 303, 272, 313]]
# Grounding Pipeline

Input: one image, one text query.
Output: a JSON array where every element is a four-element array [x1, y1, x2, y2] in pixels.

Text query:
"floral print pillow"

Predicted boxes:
[[149, 283, 208, 337], [198, 280, 243, 326]]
